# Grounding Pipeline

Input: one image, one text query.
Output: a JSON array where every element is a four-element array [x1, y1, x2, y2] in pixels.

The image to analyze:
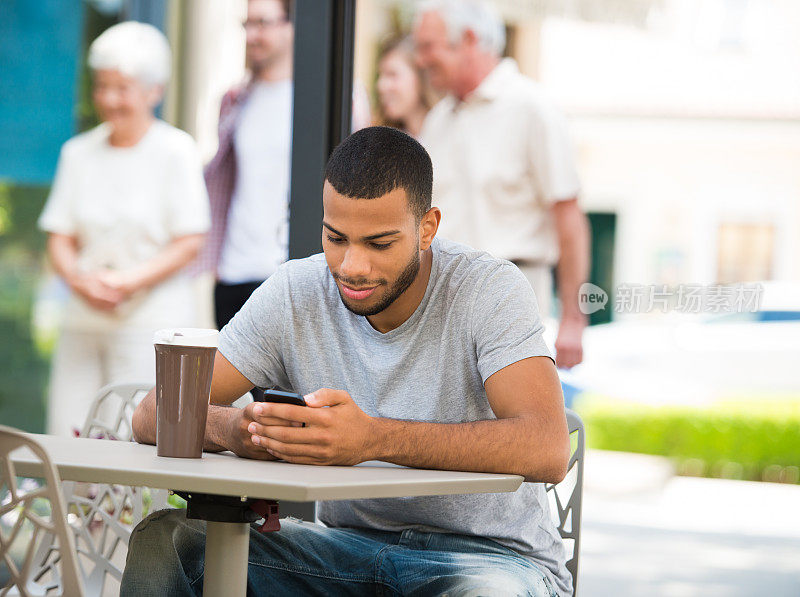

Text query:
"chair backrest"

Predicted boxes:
[[546, 408, 585, 596], [33, 382, 168, 597], [0, 425, 85, 597], [79, 382, 152, 441]]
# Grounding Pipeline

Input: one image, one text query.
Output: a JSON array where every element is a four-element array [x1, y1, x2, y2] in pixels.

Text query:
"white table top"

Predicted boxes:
[[11, 434, 523, 502]]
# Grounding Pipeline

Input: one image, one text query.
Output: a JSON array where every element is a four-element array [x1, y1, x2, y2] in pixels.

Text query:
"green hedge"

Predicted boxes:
[[575, 395, 800, 484]]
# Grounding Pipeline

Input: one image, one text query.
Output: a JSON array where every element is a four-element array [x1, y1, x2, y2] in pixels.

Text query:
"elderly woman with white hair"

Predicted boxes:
[[38, 22, 210, 437]]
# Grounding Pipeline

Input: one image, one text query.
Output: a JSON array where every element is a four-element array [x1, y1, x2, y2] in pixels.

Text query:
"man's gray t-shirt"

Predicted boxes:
[[219, 237, 571, 596]]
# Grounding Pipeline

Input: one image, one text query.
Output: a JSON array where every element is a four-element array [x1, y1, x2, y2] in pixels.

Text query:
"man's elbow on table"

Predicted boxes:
[[548, 438, 571, 485], [521, 421, 571, 485], [131, 389, 157, 445]]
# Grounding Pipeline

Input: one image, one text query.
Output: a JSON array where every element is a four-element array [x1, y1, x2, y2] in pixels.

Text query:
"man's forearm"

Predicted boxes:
[[555, 207, 591, 321], [132, 390, 230, 452], [369, 415, 568, 484]]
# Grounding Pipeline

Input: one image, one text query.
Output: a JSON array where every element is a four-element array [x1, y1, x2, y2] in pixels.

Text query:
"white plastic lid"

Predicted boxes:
[[153, 328, 219, 348]]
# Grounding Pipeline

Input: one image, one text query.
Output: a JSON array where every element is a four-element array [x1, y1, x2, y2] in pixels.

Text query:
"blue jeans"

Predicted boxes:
[[121, 509, 559, 596]]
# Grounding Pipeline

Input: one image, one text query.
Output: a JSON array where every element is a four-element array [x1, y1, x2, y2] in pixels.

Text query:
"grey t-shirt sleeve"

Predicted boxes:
[[217, 268, 290, 389], [471, 262, 554, 382]]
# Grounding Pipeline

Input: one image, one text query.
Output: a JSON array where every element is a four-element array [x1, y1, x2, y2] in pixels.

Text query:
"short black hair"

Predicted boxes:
[[324, 126, 433, 221]]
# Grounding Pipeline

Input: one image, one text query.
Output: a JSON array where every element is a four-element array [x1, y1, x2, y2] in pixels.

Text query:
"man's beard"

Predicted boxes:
[[335, 250, 421, 317]]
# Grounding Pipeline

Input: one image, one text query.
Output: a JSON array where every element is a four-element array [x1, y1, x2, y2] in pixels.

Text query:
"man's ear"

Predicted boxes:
[[419, 207, 441, 251]]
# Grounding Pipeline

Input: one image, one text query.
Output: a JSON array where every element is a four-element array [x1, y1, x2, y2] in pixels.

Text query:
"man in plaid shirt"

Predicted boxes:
[[196, 0, 294, 338]]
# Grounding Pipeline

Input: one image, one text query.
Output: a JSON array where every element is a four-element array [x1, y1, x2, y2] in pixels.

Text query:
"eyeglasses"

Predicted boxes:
[[242, 17, 289, 30]]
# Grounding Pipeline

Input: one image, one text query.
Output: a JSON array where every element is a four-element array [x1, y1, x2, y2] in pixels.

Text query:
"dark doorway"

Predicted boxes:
[[587, 212, 617, 326]]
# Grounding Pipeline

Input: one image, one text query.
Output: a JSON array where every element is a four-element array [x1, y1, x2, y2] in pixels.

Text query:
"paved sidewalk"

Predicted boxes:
[[577, 450, 800, 596]]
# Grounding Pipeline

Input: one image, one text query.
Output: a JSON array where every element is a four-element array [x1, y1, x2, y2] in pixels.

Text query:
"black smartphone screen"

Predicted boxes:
[[262, 389, 307, 407]]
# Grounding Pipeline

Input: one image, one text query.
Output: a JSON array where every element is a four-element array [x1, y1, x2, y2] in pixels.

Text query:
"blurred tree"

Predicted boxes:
[[0, 183, 49, 432]]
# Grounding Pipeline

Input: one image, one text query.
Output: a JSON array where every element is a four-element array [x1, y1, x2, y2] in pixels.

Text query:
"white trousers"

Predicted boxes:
[[46, 328, 156, 437]]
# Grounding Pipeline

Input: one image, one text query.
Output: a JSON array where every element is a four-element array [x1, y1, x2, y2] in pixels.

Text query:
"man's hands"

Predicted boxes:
[[245, 389, 377, 465], [133, 387, 377, 465], [222, 402, 302, 461]]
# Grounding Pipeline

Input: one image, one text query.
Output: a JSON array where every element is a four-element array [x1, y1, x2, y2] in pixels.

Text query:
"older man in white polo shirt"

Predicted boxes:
[[415, 0, 590, 369]]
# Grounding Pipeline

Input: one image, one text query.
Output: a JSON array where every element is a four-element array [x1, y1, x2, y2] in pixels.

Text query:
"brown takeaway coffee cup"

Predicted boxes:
[[154, 328, 219, 458]]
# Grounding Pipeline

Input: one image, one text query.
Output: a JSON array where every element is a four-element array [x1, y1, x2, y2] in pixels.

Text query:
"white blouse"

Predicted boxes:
[[39, 120, 211, 331]]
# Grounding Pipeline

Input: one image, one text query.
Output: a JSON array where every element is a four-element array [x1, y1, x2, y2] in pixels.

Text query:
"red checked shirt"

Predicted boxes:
[[190, 83, 251, 275]]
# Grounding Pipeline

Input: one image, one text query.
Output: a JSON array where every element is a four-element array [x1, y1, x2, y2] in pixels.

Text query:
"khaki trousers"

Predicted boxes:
[[515, 263, 554, 320]]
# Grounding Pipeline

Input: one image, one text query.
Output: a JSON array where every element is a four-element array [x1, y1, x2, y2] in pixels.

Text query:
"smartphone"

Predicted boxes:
[[262, 389, 307, 407]]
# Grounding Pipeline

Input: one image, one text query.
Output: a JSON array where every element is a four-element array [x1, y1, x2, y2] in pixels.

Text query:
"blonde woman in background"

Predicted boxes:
[[38, 22, 210, 436], [376, 36, 437, 138]]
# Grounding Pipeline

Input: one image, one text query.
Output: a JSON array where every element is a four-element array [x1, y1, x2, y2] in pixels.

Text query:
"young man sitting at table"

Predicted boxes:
[[123, 126, 572, 597]]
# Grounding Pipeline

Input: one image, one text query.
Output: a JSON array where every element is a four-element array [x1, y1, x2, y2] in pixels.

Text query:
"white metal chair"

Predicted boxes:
[[33, 382, 169, 597], [0, 424, 85, 597], [546, 408, 585, 596], [78, 382, 151, 442]]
